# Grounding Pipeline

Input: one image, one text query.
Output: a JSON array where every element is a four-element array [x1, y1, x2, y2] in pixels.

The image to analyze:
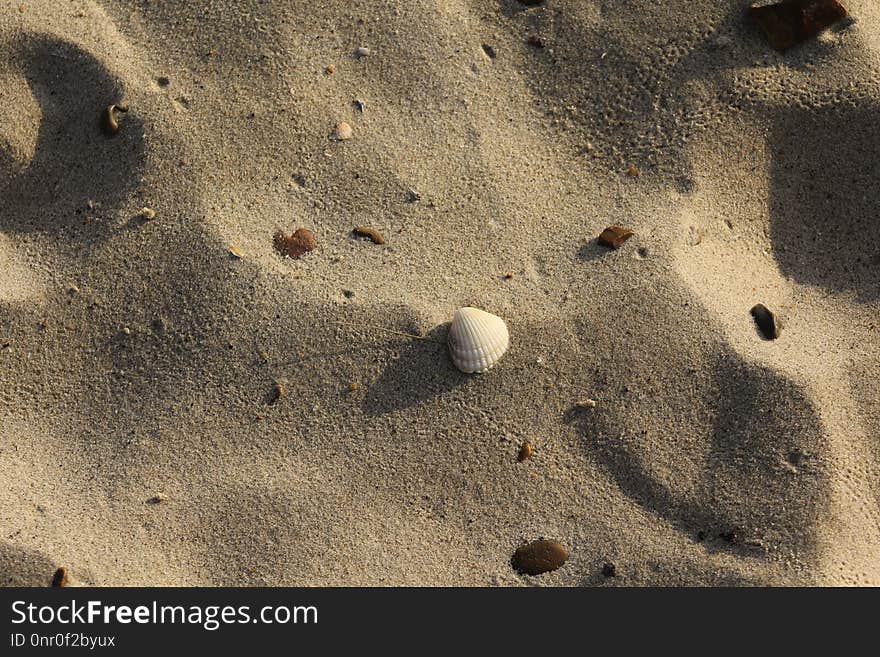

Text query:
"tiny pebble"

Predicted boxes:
[[355, 46, 371, 58], [511, 539, 568, 576], [141, 207, 156, 220], [517, 442, 533, 462]]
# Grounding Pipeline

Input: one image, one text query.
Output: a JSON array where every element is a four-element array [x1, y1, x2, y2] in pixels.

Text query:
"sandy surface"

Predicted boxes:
[[1, 0, 878, 586]]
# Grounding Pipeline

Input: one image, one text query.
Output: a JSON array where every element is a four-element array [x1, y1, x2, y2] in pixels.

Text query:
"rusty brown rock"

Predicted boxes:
[[273, 228, 316, 259], [517, 442, 533, 462], [352, 226, 385, 244], [51, 567, 69, 587]]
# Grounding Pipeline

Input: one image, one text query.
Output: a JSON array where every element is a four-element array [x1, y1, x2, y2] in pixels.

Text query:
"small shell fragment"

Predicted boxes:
[[751, 303, 781, 340], [598, 225, 634, 249], [332, 122, 353, 141], [448, 307, 509, 374], [102, 103, 128, 136], [511, 539, 568, 576], [141, 207, 156, 221], [352, 226, 385, 244], [228, 245, 245, 259]]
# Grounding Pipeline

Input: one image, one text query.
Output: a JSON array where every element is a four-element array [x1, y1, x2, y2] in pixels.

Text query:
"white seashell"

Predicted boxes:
[[448, 307, 509, 373]]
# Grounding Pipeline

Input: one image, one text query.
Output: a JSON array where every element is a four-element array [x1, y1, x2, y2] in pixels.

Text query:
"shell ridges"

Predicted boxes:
[[448, 307, 509, 373]]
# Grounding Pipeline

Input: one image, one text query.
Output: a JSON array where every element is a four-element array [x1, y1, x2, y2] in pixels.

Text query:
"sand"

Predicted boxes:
[[0, 0, 878, 586]]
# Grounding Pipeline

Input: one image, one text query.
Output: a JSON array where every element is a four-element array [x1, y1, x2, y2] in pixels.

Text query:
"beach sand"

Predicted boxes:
[[1, 0, 878, 586]]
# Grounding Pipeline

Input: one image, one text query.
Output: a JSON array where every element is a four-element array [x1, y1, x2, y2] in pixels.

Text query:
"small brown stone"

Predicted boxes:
[[751, 303, 781, 340], [51, 567, 69, 587], [602, 561, 617, 577], [352, 226, 385, 244], [348, 382, 360, 392], [627, 164, 641, 177], [597, 225, 634, 249], [325, 64, 336, 74], [517, 442, 533, 462], [511, 539, 568, 575], [273, 228, 316, 258]]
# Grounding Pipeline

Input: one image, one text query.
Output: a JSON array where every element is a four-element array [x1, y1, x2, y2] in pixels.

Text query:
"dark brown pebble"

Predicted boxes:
[[526, 35, 546, 48], [597, 225, 634, 249], [602, 562, 616, 577], [268, 381, 284, 405], [517, 442, 533, 462], [511, 539, 568, 575], [481, 44, 496, 59], [747, 0, 848, 51], [352, 226, 385, 244], [751, 303, 780, 340], [51, 567, 69, 587], [273, 228, 316, 258], [102, 103, 129, 136]]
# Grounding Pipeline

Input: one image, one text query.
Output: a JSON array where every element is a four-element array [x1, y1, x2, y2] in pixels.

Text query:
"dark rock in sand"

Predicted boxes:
[[751, 303, 781, 340], [748, 0, 848, 52]]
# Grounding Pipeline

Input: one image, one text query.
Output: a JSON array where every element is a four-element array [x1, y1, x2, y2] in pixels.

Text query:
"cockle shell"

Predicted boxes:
[[448, 307, 509, 373]]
